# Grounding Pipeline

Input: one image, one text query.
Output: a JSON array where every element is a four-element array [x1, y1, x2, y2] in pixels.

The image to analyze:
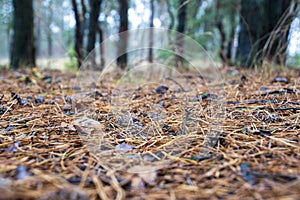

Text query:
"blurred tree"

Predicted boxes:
[[56, 1, 75, 56], [86, 0, 103, 70], [10, 0, 35, 68], [166, 0, 175, 46], [35, 0, 41, 57], [0, 0, 13, 59], [46, 0, 53, 57], [148, 0, 154, 63], [117, 0, 128, 69], [97, 21, 105, 68], [237, 0, 298, 67], [72, 0, 87, 67], [184, 0, 239, 65], [33, 0, 74, 59], [86, 0, 102, 54], [215, 0, 226, 64], [72, 0, 83, 67], [186, 0, 202, 35], [175, 0, 187, 67], [215, 0, 239, 65]]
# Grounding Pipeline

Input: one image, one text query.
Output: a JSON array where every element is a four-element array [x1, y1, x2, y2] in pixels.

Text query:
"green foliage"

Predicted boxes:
[[0, 0, 13, 25], [193, 32, 215, 51], [157, 49, 175, 66], [157, 49, 173, 60], [157, 49, 189, 68], [64, 47, 77, 70], [287, 53, 300, 68], [62, 29, 74, 48], [184, 0, 239, 61]]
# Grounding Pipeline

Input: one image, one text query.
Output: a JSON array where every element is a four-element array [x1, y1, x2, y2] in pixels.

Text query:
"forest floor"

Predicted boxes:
[[0, 66, 299, 200]]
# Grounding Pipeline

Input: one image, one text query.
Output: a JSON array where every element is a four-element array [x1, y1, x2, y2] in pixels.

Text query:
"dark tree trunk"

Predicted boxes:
[[148, 0, 154, 63], [176, 0, 187, 38], [80, 0, 87, 43], [47, 0, 53, 57], [117, 0, 129, 70], [87, 0, 102, 54], [237, 0, 296, 67], [226, 26, 235, 64], [215, 0, 238, 66], [97, 22, 105, 69], [175, 0, 187, 68], [216, 0, 228, 65], [264, 0, 296, 64], [71, 0, 83, 67], [10, 0, 35, 69]]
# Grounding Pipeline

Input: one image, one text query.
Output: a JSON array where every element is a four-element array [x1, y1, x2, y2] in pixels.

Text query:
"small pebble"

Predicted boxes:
[[35, 95, 44, 104], [62, 103, 72, 111], [154, 85, 168, 94]]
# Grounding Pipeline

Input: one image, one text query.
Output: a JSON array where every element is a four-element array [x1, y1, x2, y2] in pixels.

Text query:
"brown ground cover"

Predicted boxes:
[[0, 67, 299, 200]]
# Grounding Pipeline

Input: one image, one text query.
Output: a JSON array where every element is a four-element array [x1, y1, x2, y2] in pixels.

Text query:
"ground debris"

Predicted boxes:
[[0, 68, 299, 199]]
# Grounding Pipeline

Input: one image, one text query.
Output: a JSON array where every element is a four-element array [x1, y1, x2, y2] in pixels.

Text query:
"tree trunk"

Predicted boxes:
[[148, 0, 154, 63], [97, 22, 105, 69], [87, 0, 102, 54], [237, 0, 295, 67], [263, 0, 296, 64], [47, 0, 53, 57], [166, 0, 174, 30], [117, 0, 128, 70], [226, 25, 235, 64], [71, 0, 83, 67], [215, 1, 227, 65], [166, 0, 174, 45], [35, 0, 41, 57], [186, 0, 202, 34], [175, 0, 187, 68], [80, 0, 87, 47], [10, 0, 35, 69]]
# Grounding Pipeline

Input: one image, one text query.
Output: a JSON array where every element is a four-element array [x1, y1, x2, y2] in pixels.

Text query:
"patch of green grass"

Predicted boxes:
[[287, 54, 300, 68]]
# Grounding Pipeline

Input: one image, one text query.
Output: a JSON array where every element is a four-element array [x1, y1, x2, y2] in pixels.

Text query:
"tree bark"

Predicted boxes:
[[86, 0, 102, 54], [175, 0, 187, 68], [263, 0, 296, 64], [80, 0, 87, 43], [117, 0, 128, 70], [148, 0, 154, 63], [97, 22, 105, 69], [71, 0, 83, 67], [10, 0, 35, 69], [215, 1, 227, 65], [237, 0, 296, 67]]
